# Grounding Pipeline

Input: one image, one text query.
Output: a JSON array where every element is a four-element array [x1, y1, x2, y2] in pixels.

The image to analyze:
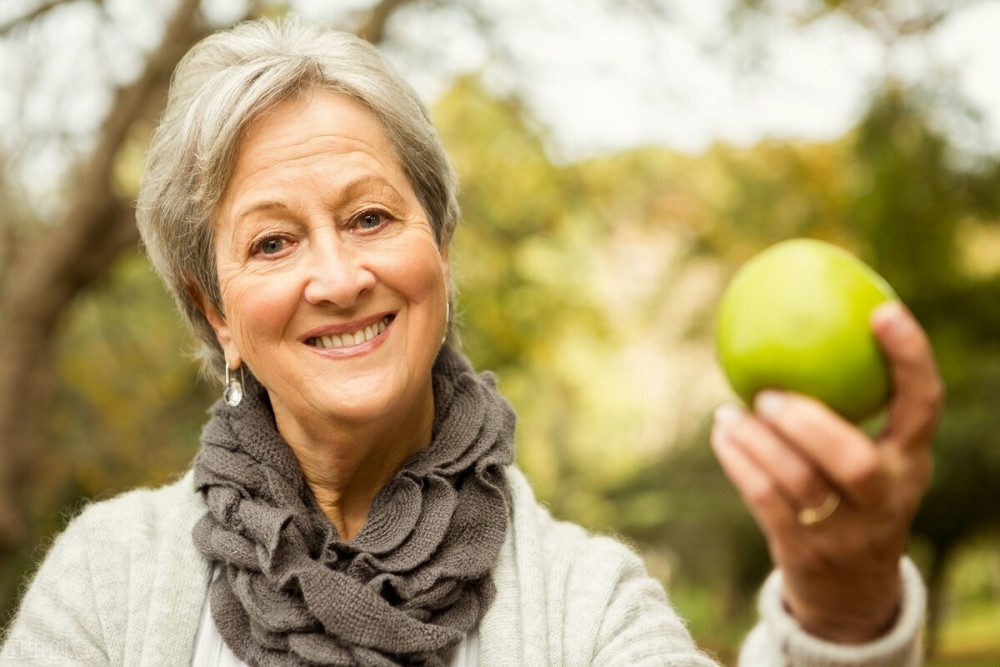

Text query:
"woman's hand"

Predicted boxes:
[[710, 301, 943, 643]]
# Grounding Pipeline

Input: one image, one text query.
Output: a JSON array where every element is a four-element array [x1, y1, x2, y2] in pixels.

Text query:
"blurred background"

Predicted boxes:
[[1, 0, 998, 663]]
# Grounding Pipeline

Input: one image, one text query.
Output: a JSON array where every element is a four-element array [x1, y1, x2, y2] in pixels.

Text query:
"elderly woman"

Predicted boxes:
[[2, 16, 941, 667]]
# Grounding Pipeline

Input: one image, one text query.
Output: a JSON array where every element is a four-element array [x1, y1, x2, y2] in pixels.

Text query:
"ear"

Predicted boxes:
[[188, 282, 242, 369]]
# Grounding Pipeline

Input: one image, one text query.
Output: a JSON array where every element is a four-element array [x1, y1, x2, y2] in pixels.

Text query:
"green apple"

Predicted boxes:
[[715, 239, 897, 422]]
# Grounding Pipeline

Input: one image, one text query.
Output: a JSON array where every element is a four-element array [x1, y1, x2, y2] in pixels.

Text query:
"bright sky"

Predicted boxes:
[[2, 0, 999, 178], [378, 0, 1000, 159]]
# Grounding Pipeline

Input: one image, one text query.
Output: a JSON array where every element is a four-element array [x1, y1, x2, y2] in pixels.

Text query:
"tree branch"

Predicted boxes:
[[355, 0, 420, 44], [0, 0, 77, 37], [1, 0, 205, 324], [0, 0, 204, 550]]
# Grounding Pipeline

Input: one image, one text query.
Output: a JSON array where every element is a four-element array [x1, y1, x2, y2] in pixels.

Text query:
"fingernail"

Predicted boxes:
[[755, 390, 786, 417], [871, 301, 904, 333], [714, 403, 743, 426]]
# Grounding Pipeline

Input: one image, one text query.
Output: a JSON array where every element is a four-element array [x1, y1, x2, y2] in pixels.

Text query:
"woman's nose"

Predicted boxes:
[[301, 238, 377, 307]]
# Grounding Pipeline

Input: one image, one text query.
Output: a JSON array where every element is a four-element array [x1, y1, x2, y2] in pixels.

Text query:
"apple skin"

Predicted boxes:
[[715, 239, 897, 423]]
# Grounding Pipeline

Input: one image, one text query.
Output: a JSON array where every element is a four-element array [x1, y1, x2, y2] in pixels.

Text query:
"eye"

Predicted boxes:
[[355, 210, 387, 231], [251, 235, 291, 257]]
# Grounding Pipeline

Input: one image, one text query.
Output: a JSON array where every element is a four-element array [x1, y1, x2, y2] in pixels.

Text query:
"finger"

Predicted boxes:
[[871, 301, 944, 447], [754, 391, 888, 508], [711, 407, 796, 533], [714, 404, 833, 511]]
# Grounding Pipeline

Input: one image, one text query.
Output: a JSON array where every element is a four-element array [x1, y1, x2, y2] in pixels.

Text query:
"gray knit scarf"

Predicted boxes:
[[192, 347, 516, 666]]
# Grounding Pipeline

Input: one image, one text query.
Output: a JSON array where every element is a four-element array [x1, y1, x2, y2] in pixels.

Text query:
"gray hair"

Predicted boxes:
[[136, 16, 460, 378]]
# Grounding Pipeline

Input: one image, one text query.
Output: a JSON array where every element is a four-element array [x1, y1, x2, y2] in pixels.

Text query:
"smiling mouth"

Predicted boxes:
[[307, 315, 394, 349]]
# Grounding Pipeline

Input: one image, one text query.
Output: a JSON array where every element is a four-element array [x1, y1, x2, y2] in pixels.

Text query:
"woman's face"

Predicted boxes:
[[207, 90, 450, 432]]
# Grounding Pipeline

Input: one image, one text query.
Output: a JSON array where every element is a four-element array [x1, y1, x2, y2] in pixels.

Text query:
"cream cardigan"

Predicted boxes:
[[1, 466, 924, 666]]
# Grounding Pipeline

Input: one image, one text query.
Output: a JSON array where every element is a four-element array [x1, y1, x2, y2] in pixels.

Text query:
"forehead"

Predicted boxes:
[[236, 90, 397, 169], [217, 89, 415, 216]]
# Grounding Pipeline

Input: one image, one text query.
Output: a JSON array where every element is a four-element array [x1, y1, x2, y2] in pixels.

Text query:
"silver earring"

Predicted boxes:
[[441, 302, 450, 346], [224, 365, 244, 407]]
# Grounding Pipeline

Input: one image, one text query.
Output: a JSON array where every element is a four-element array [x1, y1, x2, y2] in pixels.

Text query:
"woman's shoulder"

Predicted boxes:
[[68, 469, 204, 539], [2, 471, 211, 665], [489, 466, 712, 666], [501, 465, 661, 605], [57, 472, 205, 553], [504, 465, 643, 563]]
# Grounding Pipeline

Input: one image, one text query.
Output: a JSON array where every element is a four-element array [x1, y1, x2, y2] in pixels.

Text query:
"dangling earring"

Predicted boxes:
[[224, 365, 244, 407], [441, 301, 450, 346]]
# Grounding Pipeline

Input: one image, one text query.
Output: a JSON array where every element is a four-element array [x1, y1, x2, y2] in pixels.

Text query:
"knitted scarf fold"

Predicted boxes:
[[192, 347, 516, 666]]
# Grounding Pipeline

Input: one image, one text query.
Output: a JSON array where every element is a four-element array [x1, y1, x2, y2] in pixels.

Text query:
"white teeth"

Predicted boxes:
[[310, 317, 392, 349], [315, 335, 339, 349]]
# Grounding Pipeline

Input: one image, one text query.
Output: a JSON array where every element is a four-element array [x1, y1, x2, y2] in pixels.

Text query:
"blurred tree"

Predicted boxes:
[[848, 88, 1000, 654], [729, 0, 984, 45], [0, 0, 206, 599], [436, 76, 647, 518]]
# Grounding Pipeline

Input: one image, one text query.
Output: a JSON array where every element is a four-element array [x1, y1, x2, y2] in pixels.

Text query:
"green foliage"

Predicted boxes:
[[42, 253, 213, 529], [931, 538, 1000, 661], [849, 89, 967, 297], [434, 78, 737, 527], [435, 77, 607, 372]]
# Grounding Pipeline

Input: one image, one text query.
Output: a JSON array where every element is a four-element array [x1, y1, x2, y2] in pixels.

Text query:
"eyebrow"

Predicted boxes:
[[232, 199, 290, 224], [231, 174, 409, 224]]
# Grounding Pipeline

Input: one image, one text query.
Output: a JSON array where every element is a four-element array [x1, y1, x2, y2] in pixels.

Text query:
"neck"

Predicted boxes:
[[271, 389, 435, 541]]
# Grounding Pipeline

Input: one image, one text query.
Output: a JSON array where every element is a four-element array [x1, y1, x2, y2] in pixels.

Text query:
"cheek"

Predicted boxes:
[[416, 256, 448, 299], [222, 274, 299, 353], [385, 242, 448, 304]]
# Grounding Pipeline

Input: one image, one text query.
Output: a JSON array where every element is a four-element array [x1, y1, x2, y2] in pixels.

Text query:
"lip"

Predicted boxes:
[[300, 312, 395, 341], [301, 312, 395, 357]]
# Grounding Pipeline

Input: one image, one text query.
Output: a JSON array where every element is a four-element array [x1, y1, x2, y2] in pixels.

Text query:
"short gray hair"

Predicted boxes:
[[136, 16, 460, 378]]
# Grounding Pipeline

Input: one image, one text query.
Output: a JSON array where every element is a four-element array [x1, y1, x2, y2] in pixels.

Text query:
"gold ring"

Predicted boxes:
[[797, 492, 840, 526]]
